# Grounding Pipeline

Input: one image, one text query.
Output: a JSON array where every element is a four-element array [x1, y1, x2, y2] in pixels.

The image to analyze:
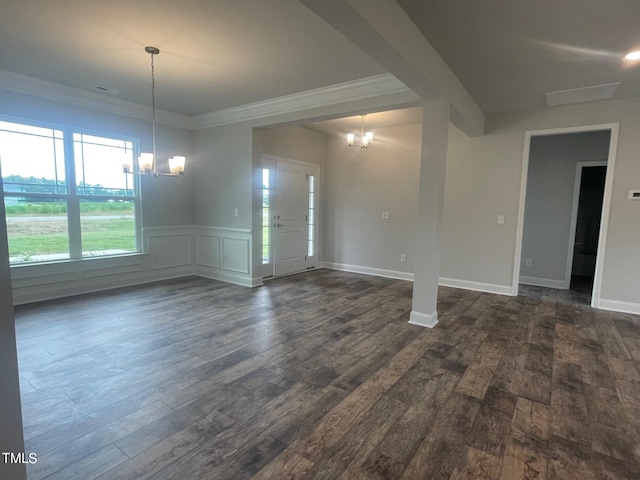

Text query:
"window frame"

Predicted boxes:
[[1, 115, 142, 265]]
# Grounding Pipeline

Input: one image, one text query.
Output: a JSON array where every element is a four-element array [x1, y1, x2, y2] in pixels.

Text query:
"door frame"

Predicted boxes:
[[512, 123, 619, 308], [564, 161, 607, 290], [261, 154, 320, 279]]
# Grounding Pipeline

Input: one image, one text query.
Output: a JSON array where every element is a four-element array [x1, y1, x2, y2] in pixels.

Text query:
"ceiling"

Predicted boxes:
[[0, 0, 383, 116], [397, 0, 640, 114], [1, 0, 639, 118]]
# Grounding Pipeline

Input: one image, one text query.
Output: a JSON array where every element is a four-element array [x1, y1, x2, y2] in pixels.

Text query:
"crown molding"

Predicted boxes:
[[0, 69, 415, 131], [189, 73, 415, 129], [0, 69, 192, 129]]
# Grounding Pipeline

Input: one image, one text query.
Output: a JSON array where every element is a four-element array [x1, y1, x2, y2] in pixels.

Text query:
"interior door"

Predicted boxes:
[[274, 161, 308, 276]]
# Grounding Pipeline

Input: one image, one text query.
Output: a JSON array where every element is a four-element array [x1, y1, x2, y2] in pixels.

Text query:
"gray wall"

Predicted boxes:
[[441, 125, 523, 287], [521, 131, 610, 283], [323, 123, 421, 273], [261, 125, 327, 167], [0, 89, 194, 227], [486, 97, 640, 305], [192, 123, 254, 229]]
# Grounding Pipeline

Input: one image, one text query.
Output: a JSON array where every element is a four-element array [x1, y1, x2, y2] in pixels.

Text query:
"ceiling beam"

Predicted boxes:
[[299, 0, 485, 136]]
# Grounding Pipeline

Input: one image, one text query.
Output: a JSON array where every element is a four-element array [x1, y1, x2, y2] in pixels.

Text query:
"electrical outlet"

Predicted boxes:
[[497, 215, 505, 224], [525, 258, 532, 266], [382, 211, 390, 220], [400, 253, 407, 262]]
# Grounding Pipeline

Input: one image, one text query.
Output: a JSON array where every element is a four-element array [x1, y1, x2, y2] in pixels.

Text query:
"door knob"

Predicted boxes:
[[276, 223, 284, 227]]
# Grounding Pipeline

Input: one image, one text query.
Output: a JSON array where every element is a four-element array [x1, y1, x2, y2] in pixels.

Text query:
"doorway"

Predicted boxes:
[[262, 157, 319, 278], [513, 124, 618, 308], [568, 164, 607, 295]]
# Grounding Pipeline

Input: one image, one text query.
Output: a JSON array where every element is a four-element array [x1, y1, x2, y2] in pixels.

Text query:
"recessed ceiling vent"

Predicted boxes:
[[545, 82, 620, 106], [95, 85, 120, 95]]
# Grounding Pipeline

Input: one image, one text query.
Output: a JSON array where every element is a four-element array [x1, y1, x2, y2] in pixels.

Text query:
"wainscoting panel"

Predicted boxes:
[[222, 237, 250, 274], [10, 254, 154, 305], [147, 234, 193, 271], [194, 227, 253, 287], [11, 225, 258, 304], [195, 233, 221, 268]]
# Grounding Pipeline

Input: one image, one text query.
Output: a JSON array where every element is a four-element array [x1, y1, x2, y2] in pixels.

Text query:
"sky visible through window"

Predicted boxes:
[[0, 121, 133, 194]]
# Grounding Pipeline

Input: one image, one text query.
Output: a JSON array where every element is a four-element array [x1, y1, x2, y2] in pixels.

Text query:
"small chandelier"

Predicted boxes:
[[123, 46, 186, 177], [347, 115, 373, 148]]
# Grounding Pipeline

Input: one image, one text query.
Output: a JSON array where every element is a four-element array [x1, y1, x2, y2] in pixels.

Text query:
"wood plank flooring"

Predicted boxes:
[[14, 270, 640, 479]]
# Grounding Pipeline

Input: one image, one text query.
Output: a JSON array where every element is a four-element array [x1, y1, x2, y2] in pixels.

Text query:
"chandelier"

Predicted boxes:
[[123, 47, 186, 177], [347, 115, 373, 148]]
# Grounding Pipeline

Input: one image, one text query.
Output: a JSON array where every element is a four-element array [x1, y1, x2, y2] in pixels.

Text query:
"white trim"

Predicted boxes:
[[194, 226, 253, 234], [409, 310, 438, 328], [519, 276, 568, 290], [591, 126, 619, 309], [0, 69, 191, 129], [321, 262, 514, 295], [597, 299, 640, 315], [190, 74, 415, 129], [513, 123, 619, 310], [512, 131, 531, 296], [565, 161, 608, 289], [439, 277, 513, 296], [263, 154, 320, 170], [320, 262, 414, 281], [0, 70, 417, 131]]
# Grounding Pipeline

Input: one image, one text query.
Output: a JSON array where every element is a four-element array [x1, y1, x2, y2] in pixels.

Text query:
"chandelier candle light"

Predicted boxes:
[[347, 115, 373, 148], [123, 46, 186, 177]]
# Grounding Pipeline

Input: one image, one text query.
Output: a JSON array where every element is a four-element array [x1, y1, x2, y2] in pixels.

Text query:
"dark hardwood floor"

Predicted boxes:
[[14, 270, 640, 479]]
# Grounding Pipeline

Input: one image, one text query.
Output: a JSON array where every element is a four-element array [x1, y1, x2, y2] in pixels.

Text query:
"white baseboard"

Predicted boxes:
[[439, 277, 513, 296], [320, 261, 414, 281], [320, 262, 513, 296], [409, 310, 438, 328], [596, 298, 640, 315], [519, 276, 568, 290]]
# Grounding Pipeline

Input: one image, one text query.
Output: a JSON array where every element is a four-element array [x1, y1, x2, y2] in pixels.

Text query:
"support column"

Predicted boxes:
[[409, 98, 451, 328]]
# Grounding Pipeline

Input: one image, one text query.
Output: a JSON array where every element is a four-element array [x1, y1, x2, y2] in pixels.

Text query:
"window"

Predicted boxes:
[[308, 174, 315, 257], [1, 119, 139, 264], [262, 168, 271, 264]]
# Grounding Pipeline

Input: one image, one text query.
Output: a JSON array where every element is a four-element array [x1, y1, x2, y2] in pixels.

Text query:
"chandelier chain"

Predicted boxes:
[[150, 51, 157, 173]]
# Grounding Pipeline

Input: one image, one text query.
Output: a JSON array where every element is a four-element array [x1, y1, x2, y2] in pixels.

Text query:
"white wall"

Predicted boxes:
[[521, 131, 610, 284]]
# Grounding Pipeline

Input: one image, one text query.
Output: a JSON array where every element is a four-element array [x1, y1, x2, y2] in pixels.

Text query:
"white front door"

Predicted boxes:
[[274, 160, 318, 276]]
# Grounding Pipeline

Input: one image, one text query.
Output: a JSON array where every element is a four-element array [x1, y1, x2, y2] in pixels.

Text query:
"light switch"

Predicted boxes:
[[382, 211, 390, 220], [497, 215, 505, 224], [234, 208, 239, 217]]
